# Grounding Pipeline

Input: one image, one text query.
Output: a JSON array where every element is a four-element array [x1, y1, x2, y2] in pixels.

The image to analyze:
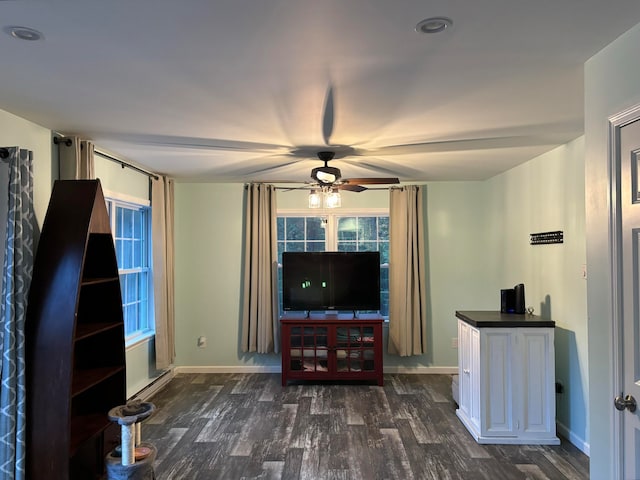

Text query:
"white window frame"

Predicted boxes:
[[277, 208, 389, 319], [104, 189, 154, 347]]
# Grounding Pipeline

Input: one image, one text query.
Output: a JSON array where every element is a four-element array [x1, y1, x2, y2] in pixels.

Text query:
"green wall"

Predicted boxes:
[[487, 137, 588, 451]]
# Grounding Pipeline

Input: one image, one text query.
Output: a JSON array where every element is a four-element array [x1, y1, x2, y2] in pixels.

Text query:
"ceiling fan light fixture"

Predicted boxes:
[[308, 190, 322, 209], [311, 166, 341, 185], [324, 189, 341, 209], [415, 17, 452, 34]]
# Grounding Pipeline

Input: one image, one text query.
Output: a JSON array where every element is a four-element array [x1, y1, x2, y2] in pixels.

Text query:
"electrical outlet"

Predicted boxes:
[[451, 337, 458, 349], [197, 336, 207, 348]]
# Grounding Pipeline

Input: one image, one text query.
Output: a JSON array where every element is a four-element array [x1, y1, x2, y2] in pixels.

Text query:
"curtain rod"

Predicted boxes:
[[94, 150, 159, 180], [53, 135, 160, 180]]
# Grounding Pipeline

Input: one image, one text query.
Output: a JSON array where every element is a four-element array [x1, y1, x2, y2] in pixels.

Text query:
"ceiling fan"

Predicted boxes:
[[310, 150, 399, 192], [108, 83, 558, 183]]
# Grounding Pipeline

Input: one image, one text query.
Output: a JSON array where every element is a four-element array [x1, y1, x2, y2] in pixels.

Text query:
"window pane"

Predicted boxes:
[[337, 217, 357, 241], [139, 271, 149, 301], [119, 274, 127, 303], [127, 272, 138, 300], [358, 241, 377, 252], [337, 242, 357, 251], [378, 217, 389, 240], [122, 240, 133, 269], [277, 217, 284, 239], [133, 239, 142, 267], [358, 217, 377, 241], [306, 217, 325, 241], [115, 239, 123, 266], [306, 241, 325, 252], [287, 218, 305, 240], [379, 242, 389, 264], [380, 266, 389, 317], [277, 241, 285, 264], [122, 208, 133, 238], [116, 207, 124, 237], [133, 210, 143, 238], [286, 242, 305, 252]]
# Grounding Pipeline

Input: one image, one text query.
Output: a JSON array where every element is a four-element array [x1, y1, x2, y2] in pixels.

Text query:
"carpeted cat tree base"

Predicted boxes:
[[106, 443, 157, 480]]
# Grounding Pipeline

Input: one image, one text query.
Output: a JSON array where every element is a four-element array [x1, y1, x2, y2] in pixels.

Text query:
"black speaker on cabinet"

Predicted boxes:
[[501, 289, 515, 313], [501, 283, 526, 314], [514, 283, 526, 314]]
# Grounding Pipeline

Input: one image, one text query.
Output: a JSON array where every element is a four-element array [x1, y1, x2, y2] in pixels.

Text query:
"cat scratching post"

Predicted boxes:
[[106, 401, 157, 480]]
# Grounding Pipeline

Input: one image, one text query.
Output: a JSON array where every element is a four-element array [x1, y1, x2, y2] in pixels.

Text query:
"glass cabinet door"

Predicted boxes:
[[335, 326, 376, 372], [289, 326, 329, 372]]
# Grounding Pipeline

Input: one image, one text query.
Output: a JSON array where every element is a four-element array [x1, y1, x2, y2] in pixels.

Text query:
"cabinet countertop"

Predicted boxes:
[[456, 310, 555, 328]]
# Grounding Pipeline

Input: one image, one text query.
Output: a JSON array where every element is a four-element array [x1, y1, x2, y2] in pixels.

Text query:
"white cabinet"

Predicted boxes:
[[456, 312, 560, 445]]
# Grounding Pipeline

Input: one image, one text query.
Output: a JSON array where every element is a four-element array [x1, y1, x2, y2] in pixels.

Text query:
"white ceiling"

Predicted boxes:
[[1, 1, 640, 183]]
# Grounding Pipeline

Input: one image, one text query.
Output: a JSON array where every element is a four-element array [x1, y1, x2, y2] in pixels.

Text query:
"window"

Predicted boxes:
[[277, 210, 389, 317], [105, 195, 153, 344]]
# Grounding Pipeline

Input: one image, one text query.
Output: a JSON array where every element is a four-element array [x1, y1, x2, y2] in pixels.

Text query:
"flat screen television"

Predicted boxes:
[[282, 251, 381, 312]]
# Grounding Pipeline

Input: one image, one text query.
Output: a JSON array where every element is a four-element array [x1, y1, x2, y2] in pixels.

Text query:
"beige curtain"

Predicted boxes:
[[151, 175, 175, 370], [241, 183, 279, 354], [58, 136, 95, 179], [388, 185, 427, 356]]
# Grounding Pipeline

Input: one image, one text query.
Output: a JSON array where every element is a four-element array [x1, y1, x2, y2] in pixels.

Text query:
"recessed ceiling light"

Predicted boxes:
[[415, 17, 453, 34], [3, 25, 43, 41]]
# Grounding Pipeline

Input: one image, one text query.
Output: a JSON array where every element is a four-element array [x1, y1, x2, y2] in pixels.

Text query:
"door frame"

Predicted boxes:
[[607, 102, 640, 480]]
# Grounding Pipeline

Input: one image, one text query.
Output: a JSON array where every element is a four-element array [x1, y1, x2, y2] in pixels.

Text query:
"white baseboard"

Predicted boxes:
[[174, 365, 281, 374], [174, 365, 457, 375], [556, 421, 590, 456], [383, 366, 458, 374], [128, 368, 175, 402]]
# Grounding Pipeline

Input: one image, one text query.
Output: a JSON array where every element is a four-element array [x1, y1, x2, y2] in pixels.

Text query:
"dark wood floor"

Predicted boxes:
[[142, 373, 589, 480]]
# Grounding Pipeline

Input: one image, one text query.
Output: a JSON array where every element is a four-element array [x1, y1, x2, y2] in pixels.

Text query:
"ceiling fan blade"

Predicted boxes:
[[366, 135, 555, 156], [322, 85, 335, 145], [338, 184, 367, 193], [342, 177, 399, 185], [101, 133, 288, 153]]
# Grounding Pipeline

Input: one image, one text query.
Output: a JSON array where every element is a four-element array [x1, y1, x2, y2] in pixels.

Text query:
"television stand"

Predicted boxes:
[[280, 313, 384, 386]]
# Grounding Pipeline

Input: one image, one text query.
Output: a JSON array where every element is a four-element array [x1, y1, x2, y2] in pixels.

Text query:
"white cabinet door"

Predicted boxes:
[[458, 320, 472, 419], [519, 329, 556, 437], [469, 326, 481, 430], [457, 321, 481, 433], [482, 329, 515, 436]]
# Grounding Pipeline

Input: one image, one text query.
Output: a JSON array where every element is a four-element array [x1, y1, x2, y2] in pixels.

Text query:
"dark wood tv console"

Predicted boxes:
[[280, 313, 384, 386]]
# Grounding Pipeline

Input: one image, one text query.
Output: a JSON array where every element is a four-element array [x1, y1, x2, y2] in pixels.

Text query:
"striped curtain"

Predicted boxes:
[[0, 147, 35, 479]]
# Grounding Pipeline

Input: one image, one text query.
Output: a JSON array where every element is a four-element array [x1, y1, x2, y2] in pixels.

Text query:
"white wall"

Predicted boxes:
[[585, 22, 640, 479]]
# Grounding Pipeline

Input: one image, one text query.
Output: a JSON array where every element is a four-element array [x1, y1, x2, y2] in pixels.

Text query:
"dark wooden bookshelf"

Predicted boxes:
[[26, 180, 126, 480]]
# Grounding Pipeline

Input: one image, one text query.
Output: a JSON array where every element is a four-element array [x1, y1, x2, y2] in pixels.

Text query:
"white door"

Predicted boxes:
[[618, 116, 640, 478]]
